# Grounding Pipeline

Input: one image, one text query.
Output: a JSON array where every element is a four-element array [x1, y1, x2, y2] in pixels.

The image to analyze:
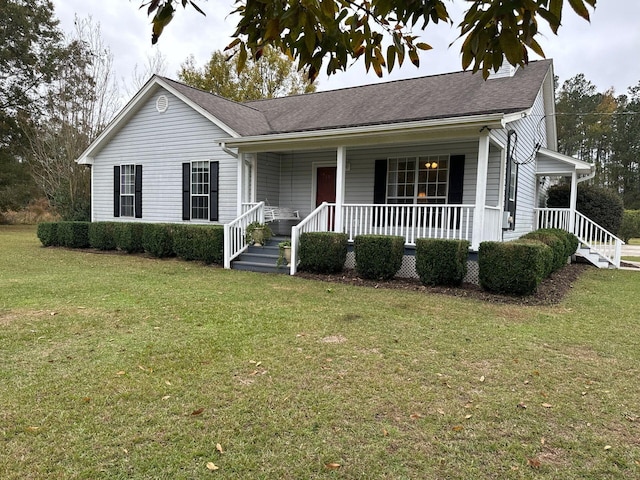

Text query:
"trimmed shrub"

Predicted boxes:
[[56, 221, 90, 248], [415, 238, 470, 286], [173, 225, 224, 264], [298, 232, 348, 274], [521, 230, 566, 274], [479, 240, 551, 296], [354, 235, 404, 280], [619, 210, 640, 243], [88, 222, 117, 250], [37, 222, 59, 247], [113, 223, 145, 253], [142, 224, 175, 258], [547, 184, 624, 235]]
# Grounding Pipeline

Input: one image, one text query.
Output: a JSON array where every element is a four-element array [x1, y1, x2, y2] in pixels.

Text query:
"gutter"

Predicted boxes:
[[219, 113, 507, 150]]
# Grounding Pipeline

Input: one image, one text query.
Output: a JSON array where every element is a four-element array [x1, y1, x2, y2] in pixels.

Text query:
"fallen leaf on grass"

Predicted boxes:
[[604, 445, 612, 450], [162, 395, 171, 400], [452, 425, 464, 432], [527, 457, 541, 468], [165, 380, 172, 386], [464, 414, 473, 420], [382, 428, 388, 437], [82, 397, 91, 403], [216, 443, 224, 453], [479, 375, 485, 382], [410, 413, 423, 420], [325, 463, 341, 470], [116, 371, 126, 376], [517, 403, 527, 409], [191, 408, 204, 416], [26, 426, 39, 431], [206, 462, 219, 471], [542, 403, 553, 408]]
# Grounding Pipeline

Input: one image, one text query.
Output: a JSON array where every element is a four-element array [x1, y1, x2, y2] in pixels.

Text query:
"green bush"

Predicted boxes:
[[88, 222, 117, 250], [354, 235, 404, 280], [479, 241, 551, 296], [142, 224, 175, 258], [547, 184, 624, 234], [173, 225, 224, 264], [37, 222, 59, 247], [113, 223, 145, 253], [521, 230, 566, 274], [415, 238, 470, 286], [298, 232, 348, 274], [619, 210, 640, 243], [56, 221, 90, 248]]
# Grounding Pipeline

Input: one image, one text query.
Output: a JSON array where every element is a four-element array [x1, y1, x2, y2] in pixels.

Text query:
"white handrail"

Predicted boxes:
[[534, 208, 624, 267], [223, 201, 265, 269], [341, 203, 475, 244], [290, 202, 334, 275]]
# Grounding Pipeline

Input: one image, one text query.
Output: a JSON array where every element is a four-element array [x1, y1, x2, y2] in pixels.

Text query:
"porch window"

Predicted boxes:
[[387, 155, 449, 204], [120, 165, 135, 217], [191, 161, 209, 220]]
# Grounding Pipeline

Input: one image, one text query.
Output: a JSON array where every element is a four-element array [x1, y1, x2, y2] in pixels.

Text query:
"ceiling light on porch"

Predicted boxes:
[[425, 162, 438, 169]]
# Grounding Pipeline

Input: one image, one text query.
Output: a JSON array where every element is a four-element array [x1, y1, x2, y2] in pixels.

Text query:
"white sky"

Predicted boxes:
[[51, 1, 640, 103]]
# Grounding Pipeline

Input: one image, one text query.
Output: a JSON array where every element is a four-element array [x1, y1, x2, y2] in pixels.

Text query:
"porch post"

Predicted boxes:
[[472, 133, 490, 250], [250, 154, 258, 203], [237, 152, 244, 216], [569, 170, 578, 233], [335, 146, 347, 232]]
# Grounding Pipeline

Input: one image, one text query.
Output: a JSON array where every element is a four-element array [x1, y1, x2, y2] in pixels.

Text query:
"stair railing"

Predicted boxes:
[[223, 201, 265, 269], [574, 211, 624, 268], [290, 202, 334, 275]]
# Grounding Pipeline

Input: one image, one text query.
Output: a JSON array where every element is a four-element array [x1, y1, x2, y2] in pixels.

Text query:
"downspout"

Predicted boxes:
[[220, 142, 238, 159]]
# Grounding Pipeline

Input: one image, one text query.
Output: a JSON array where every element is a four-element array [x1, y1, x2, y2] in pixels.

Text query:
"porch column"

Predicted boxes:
[[250, 154, 258, 203], [335, 146, 347, 232], [472, 133, 490, 250], [237, 152, 245, 216], [569, 170, 578, 233]]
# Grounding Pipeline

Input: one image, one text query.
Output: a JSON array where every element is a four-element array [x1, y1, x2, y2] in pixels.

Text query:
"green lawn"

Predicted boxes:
[[1, 225, 639, 479]]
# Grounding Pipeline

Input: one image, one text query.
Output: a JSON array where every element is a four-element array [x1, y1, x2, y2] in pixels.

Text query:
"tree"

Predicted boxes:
[[611, 83, 640, 208], [178, 46, 316, 102], [142, 0, 596, 81], [0, 0, 63, 210], [126, 50, 169, 97], [25, 16, 120, 220]]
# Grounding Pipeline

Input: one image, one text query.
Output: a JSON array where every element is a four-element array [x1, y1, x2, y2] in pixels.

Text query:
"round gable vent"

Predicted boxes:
[[156, 95, 169, 113]]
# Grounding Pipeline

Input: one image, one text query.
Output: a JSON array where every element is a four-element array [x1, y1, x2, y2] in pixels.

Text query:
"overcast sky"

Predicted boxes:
[[51, 1, 640, 102]]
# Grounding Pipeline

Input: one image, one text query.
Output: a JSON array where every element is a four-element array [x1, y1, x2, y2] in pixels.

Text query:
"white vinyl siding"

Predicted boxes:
[[91, 89, 237, 223]]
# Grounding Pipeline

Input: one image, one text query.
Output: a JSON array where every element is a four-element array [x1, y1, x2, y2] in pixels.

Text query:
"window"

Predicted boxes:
[[182, 161, 218, 222], [114, 165, 142, 218], [387, 155, 449, 204], [191, 161, 210, 219], [120, 165, 135, 217]]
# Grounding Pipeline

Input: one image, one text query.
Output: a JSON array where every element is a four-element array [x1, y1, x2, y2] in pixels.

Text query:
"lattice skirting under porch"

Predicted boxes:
[[344, 252, 480, 285]]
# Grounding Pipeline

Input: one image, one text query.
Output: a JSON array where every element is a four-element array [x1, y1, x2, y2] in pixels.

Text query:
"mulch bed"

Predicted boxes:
[[296, 262, 595, 306]]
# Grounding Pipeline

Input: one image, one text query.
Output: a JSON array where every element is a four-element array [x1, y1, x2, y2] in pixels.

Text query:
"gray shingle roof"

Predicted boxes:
[[162, 59, 552, 137]]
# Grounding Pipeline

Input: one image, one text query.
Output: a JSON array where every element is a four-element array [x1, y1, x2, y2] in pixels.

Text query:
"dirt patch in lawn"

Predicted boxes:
[[296, 263, 591, 306]]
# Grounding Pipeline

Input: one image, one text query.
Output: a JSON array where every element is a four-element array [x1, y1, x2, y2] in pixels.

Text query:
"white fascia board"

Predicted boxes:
[[502, 109, 532, 125], [537, 147, 594, 174], [75, 76, 240, 165], [219, 113, 506, 152]]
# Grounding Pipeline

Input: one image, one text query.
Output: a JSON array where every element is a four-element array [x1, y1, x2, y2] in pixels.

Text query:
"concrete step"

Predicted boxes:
[[231, 260, 290, 274]]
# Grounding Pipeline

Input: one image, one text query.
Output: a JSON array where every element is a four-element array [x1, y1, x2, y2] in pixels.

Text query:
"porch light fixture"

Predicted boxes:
[[418, 191, 426, 198]]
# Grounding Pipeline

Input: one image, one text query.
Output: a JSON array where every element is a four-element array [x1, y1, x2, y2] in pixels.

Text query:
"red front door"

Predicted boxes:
[[316, 166, 336, 229], [315, 166, 336, 206]]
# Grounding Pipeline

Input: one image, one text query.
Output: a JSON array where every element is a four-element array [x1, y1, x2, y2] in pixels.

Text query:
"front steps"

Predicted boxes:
[[575, 245, 615, 269], [231, 236, 290, 274]]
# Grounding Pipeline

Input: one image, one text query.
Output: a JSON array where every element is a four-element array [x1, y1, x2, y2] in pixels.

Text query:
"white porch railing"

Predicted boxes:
[[341, 204, 475, 244], [483, 206, 503, 242], [290, 202, 334, 275], [223, 201, 265, 269], [534, 208, 623, 267], [241, 202, 259, 214]]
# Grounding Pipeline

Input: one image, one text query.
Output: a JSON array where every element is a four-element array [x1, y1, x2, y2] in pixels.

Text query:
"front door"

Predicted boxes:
[[316, 166, 336, 229]]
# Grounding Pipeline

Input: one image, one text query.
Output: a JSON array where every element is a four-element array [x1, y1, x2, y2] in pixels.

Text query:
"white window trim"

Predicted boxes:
[[190, 160, 210, 220], [120, 164, 135, 217]]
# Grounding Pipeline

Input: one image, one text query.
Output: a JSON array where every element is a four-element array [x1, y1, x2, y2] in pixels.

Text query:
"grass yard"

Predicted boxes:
[[1, 225, 639, 479]]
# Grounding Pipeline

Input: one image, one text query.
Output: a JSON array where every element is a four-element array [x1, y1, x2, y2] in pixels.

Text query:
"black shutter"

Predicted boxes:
[[134, 165, 143, 218], [209, 161, 219, 221], [447, 155, 465, 204], [182, 162, 191, 220], [373, 159, 387, 204], [447, 155, 465, 229], [113, 166, 120, 217]]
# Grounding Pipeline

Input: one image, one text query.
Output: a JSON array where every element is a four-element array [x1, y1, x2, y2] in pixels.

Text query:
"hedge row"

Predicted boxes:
[[479, 228, 578, 295], [37, 221, 224, 264]]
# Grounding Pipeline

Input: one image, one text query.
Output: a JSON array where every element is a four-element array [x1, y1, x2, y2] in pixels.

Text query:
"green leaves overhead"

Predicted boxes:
[[142, 0, 597, 81]]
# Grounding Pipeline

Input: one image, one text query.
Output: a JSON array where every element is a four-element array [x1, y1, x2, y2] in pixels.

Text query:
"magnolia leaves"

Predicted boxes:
[[143, 0, 596, 82]]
